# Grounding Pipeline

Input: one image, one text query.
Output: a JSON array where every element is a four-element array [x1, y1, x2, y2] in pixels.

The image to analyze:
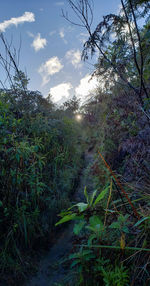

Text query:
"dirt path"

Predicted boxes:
[[26, 150, 95, 286]]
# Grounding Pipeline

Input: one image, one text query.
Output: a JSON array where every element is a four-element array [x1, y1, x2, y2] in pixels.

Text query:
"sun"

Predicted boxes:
[[75, 114, 82, 121]]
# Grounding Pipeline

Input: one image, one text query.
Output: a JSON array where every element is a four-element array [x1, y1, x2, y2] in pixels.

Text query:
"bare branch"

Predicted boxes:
[[62, 0, 93, 30], [0, 33, 27, 94]]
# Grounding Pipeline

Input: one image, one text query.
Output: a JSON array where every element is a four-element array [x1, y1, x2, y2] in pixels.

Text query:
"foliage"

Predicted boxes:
[[58, 1, 150, 285], [0, 88, 83, 281], [102, 264, 129, 286], [0, 1, 150, 285], [56, 185, 135, 285]]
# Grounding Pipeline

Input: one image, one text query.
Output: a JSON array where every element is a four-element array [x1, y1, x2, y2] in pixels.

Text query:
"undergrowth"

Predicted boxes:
[[56, 155, 150, 286], [0, 98, 83, 283]]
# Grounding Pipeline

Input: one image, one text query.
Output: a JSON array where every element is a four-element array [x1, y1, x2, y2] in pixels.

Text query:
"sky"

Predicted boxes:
[[0, 0, 120, 105]]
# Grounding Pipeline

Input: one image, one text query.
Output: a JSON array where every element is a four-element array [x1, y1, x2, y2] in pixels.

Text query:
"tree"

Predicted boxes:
[[13, 70, 29, 90], [63, 95, 80, 114], [63, 0, 150, 108]]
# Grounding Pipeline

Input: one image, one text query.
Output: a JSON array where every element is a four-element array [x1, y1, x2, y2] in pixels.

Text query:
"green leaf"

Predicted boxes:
[[118, 214, 129, 223], [122, 226, 129, 233], [89, 215, 103, 228], [89, 190, 97, 206], [69, 253, 80, 260], [86, 226, 96, 232], [55, 213, 77, 226], [84, 186, 89, 203], [88, 234, 97, 245], [80, 250, 93, 256], [134, 217, 150, 227], [59, 210, 73, 217], [70, 259, 80, 268], [94, 186, 109, 206], [73, 221, 86, 235], [16, 153, 20, 162], [76, 202, 88, 212], [109, 222, 120, 229]]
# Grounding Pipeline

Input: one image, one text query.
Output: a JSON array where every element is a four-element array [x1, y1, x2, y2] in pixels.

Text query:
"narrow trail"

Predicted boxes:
[[26, 150, 95, 286]]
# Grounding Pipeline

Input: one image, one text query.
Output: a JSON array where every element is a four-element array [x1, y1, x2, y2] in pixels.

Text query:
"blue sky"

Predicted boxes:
[[0, 0, 120, 104]]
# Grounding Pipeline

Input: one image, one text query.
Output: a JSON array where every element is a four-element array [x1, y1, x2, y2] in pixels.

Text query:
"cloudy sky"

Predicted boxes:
[[0, 0, 120, 104]]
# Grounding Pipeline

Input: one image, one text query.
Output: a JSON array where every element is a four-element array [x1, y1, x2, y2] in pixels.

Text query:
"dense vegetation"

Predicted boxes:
[[0, 79, 83, 282], [56, 1, 150, 285], [0, 0, 150, 285]]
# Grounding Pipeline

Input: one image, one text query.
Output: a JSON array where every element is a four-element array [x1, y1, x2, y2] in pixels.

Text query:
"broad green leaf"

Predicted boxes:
[[76, 202, 88, 212], [73, 221, 86, 235], [89, 215, 103, 228], [109, 222, 120, 229], [55, 213, 77, 226], [118, 214, 129, 223], [122, 226, 129, 234], [86, 226, 96, 232], [94, 186, 109, 206]]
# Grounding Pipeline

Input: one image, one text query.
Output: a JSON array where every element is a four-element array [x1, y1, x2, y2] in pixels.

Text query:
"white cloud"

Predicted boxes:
[[31, 33, 47, 52], [27, 31, 34, 38], [55, 2, 64, 6], [75, 74, 98, 103], [59, 28, 65, 39], [38, 57, 63, 86], [65, 49, 82, 69], [59, 28, 68, 44], [0, 12, 35, 32], [50, 82, 72, 103]]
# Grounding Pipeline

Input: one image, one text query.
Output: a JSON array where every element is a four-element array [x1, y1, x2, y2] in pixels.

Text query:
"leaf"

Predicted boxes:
[[81, 250, 93, 256], [58, 210, 73, 217], [86, 226, 96, 232], [109, 222, 120, 229], [118, 214, 129, 223], [134, 217, 150, 227], [86, 216, 103, 235], [89, 215, 103, 228], [94, 186, 109, 206], [84, 186, 89, 203], [122, 226, 129, 234], [88, 234, 97, 245], [16, 153, 20, 163], [55, 213, 77, 226], [0, 200, 3, 207], [76, 202, 88, 212], [70, 259, 80, 268], [89, 190, 97, 206], [73, 221, 86, 235]]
